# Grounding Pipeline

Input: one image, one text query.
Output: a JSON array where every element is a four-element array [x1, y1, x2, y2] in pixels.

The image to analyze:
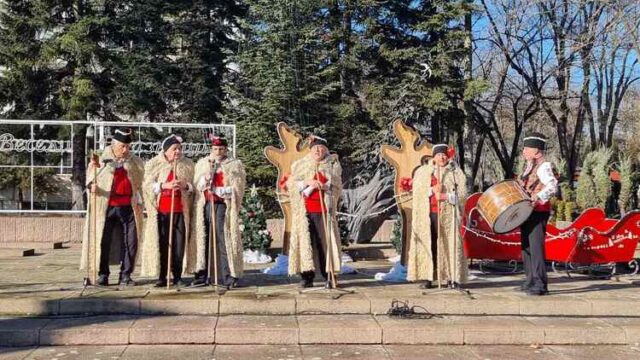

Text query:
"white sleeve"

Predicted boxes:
[[535, 162, 558, 202], [447, 192, 457, 205], [152, 182, 162, 194], [133, 192, 144, 205], [302, 186, 315, 197], [197, 175, 208, 191], [297, 181, 306, 192]]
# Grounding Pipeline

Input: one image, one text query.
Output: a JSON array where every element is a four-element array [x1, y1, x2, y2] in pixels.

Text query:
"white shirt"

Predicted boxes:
[[535, 162, 558, 202]]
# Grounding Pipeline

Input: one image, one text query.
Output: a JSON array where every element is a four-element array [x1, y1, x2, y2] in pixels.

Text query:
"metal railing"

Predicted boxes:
[[0, 119, 236, 214]]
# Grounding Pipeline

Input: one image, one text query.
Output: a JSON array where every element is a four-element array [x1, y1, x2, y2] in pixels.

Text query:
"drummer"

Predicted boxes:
[[517, 133, 558, 296], [406, 144, 468, 289]]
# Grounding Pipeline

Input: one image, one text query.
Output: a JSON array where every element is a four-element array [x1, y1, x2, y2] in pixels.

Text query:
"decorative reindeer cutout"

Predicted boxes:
[[380, 119, 433, 264], [264, 122, 311, 254]]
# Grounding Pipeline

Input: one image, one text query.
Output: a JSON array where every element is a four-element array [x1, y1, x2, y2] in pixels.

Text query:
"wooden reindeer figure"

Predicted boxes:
[[264, 122, 310, 255], [380, 119, 433, 265]]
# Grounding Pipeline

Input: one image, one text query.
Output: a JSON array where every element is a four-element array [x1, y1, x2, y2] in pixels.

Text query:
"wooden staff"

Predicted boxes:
[[435, 160, 442, 289], [91, 153, 99, 285], [167, 160, 178, 290], [317, 163, 337, 289], [208, 161, 219, 287]]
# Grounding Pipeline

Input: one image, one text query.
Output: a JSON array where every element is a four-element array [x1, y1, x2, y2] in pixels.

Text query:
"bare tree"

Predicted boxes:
[[475, 0, 639, 178]]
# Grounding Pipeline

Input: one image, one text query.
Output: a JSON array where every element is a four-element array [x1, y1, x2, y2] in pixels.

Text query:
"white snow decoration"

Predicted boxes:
[[340, 264, 357, 274], [374, 261, 407, 282], [341, 252, 354, 263], [262, 254, 289, 275], [243, 249, 272, 264]]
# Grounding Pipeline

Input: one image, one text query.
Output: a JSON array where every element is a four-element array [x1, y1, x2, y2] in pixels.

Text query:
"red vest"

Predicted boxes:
[[158, 171, 183, 213], [205, 171, 225, 203], [429, 175, 439, 214], [305, 172, 328, 213], [108, 167, 132, 207], [519, 162, 552, 212]]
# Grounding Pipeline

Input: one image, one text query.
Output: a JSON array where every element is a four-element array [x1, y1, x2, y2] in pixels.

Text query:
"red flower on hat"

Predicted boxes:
[[208, 133, 227, 146], [447, 146, 456, 159]]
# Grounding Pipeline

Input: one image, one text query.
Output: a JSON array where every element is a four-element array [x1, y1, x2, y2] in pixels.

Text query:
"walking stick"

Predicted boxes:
[[167, 160, 178, 290], [317, 170, 336, 289], [91, 153, 99, 285], [208, 161, 219, 288], [436, 161, 442, 289]]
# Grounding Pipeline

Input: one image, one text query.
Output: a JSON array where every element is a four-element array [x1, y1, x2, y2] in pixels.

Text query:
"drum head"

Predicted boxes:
[[493, 201, 533, 234]]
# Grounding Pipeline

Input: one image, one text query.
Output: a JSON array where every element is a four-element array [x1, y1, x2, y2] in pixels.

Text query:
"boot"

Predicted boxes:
[[190, 272, 207, 287], [226, 277, 239, 289], [97, 274, 108, 286], [172, 278, 188, 287], [119, 274, 136, 287], [419, 280, 432, 289]]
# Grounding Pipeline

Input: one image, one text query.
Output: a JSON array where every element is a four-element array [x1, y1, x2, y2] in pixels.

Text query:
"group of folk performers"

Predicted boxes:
[[81, 128, 557, 296]]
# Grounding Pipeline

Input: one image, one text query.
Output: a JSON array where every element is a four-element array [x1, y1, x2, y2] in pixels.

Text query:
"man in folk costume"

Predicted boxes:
[[407, 144, 468, 289], [141, 134, 195, 287], [81, 128, 144, 286], [189, 135, 246, 288], [286, 136, 342, 288], [517, 132, 558, 296]]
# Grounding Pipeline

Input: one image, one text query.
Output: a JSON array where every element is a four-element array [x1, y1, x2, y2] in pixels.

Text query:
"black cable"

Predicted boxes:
[[386, 299, 440, 319]]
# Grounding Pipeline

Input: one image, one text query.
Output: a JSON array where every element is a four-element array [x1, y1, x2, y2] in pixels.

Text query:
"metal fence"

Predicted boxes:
[[0, 120, 235, 214]]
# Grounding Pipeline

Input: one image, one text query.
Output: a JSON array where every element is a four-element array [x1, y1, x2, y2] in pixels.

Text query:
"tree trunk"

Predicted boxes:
[[71, 125, 87, 210]]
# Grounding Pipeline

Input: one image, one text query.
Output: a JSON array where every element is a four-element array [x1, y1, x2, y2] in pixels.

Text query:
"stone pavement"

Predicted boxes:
[[1, 246, 640, 349], [1, 345, 640, 360], [1, 246, 639, 317], [3, 313, 640, 346]]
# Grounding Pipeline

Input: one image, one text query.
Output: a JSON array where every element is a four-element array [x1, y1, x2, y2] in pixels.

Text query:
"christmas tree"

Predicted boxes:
[[241, 185, 274, 252]]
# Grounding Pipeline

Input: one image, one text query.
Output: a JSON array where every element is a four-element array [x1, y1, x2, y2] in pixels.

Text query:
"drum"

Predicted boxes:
[[476, 180, 533, 234]]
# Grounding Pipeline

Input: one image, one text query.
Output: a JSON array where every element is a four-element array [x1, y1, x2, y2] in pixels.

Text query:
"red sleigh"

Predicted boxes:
[[462, 193, 640, 277]]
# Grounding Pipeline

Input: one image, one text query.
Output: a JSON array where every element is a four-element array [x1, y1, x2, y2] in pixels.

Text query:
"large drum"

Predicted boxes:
[[476, 180, 533, 234]]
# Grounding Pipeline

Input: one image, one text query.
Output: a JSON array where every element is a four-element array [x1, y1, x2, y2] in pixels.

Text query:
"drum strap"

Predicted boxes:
[[520, 162, 542, 196]]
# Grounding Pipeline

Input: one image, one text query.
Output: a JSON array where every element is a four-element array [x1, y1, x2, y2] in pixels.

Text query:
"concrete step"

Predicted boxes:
[[3, 290, 640, 318], [1, 314, 639, 346], [0, 242, 64, 249], [0, 248, 35, 257], [344, 243, 397, 260], [4, 344, 640, 360]]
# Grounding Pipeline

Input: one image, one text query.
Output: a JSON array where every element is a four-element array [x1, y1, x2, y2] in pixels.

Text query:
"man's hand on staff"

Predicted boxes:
[[162, 180, 187, 191], [90, 184, 97, 193], [304, 179, 323, 189], [433, 183, 442, 200]]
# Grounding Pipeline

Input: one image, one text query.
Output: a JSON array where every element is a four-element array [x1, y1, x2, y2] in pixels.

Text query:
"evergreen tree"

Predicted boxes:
[[0, 0, 61, 118], [223, 0, 471, 188], [240, 185, 273, 252]]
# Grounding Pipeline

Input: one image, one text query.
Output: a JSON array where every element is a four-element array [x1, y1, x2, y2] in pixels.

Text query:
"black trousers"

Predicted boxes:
[[99, 205, 137, 277], [157, 212, 186, 281], [429, 212, 438, 277], [301, 213, 329, 282], [198, 202, 231, 283], [521, 211, 550, 292]]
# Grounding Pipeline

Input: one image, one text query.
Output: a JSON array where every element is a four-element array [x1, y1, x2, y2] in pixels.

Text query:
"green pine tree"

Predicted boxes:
[[223, 0, 470, 189], [241, 185, 274, 252]]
